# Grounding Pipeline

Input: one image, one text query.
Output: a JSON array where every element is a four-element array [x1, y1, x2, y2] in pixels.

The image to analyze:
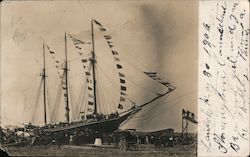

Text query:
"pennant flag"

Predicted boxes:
[[99, 27, 106, 31], [120, 97, 125, 102], [117, 64, 123, 69], [45, 44, 55, 54], [88, 94, 94, 98], [191, 113, 195, 118], [121, 86, 127, 91], [107, 41, 112, 44], [182, 109, 186, 115], [144, 72, 157, 75], [152, 77, 161, 80], [118, 104, 123, 109], [88, 101, 94, 105], [121, 92, 126, 96], [160, 82, 170, 85], [114, 56, 120, 61], [112, 51, 118, 55], [50, 51, 55, 54], [81, 59, 88, 62], [69, 34, 89, 45], [88, 108, 93, 112], [88, 86, 92, 90], [148, 74, 158, 77], [75, 46, 82, 50], [120, 79, 125, 84], [93, 20, 103, 27], [45, 44, 50, 49], [87, 79, 92, 83], [108, 43, 114, 48], [104, 35, 111, 40], [85, 72, 91, 75], [119, 72, 125, 78], [62, 86, 67, 90]]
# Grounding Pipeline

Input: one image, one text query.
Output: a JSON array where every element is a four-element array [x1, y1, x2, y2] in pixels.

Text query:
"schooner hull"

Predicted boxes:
[[33, 113, 131, 145]]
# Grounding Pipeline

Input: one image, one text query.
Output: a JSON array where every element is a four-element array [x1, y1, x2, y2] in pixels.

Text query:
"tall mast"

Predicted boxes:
[[91, 20, 98, 114], [42, 42, 47, 124], [64, 32, 70, 123]]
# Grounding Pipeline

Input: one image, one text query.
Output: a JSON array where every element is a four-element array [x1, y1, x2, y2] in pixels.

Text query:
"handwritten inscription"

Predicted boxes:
[[199, 1, 249, 156]]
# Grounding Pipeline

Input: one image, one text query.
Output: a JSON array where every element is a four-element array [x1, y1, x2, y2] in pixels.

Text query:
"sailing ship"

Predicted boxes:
[[28, 20, 175, 145]]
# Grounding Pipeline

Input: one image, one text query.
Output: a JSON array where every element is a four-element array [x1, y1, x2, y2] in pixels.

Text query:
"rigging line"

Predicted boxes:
[[98, 64, 135, 106], [118, 54, 173, 89], [101, 70, 122, 113], [53, 72, 65, 120], [96, 67, 111, 115], [74, 86, 85, 119], [96, 64, 134, 112], [31, 78, 43, 122], [156, 90, 197, 107], [95, 63, 129, 101], [45, 79, 52, 121], [68, 75, 77, 117], [95, 65, 111, 114], [95, 62, 152, 103], [80, 64, 93, 117], [95, 69, 104, 114], [100, 73, 112, 114], [111, 99, 118, 113], [134, 90, 197, 120], [51, 82, 62, 122], [97, 63, 115, 114], [79, 77, 88, 118], [95, 58, 159, 95], [73, 72, 88, 119], [98, 71, 108, 114], [142, 94, 171, 120], [127, 93, 171, 121], [75, 63, 90, 117]]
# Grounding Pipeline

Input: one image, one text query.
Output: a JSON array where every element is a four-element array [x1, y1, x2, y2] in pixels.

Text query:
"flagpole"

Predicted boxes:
[[91, 20, 98, 115], [42, 42, 47, 124], [64, 32, 70, 123]]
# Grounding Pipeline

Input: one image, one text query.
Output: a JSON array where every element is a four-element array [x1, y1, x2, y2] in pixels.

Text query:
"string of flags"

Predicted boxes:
[[68, 34, 94, 114], [144, 72, 175, 91], [93, 19, 127, 110], [45, 44, 64, 78], [60, 72, 70, 111], [68, 34, 91, 56]]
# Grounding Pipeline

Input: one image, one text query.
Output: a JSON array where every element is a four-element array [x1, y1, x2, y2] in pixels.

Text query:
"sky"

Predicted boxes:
[[1, 0, 198, 132]]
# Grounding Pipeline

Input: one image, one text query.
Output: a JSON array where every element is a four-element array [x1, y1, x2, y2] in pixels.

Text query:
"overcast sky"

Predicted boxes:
[[1, 0, 198, 132]]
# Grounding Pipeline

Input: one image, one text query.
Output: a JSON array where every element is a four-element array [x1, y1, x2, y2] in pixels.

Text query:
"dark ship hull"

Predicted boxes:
[[32, 112, 132, 145]]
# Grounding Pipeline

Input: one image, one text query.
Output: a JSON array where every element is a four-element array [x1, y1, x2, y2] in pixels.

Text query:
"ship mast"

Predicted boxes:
[[91, 20, 98, 114], [42, 42, 47, 124], [64, 32, 70, 123]]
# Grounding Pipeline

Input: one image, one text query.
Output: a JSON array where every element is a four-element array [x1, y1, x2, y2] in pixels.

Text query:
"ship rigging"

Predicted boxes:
[[29, 19, 175, 145]]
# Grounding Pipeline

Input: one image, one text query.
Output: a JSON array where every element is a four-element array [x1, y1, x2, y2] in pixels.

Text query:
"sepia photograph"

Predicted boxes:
[[0, 0, 199, 156]]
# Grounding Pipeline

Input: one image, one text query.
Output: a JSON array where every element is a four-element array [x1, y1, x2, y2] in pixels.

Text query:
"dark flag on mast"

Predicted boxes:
[[104, 35, 111, 40], [93, 19, 103, 27], [118, 104, 123, 109]]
